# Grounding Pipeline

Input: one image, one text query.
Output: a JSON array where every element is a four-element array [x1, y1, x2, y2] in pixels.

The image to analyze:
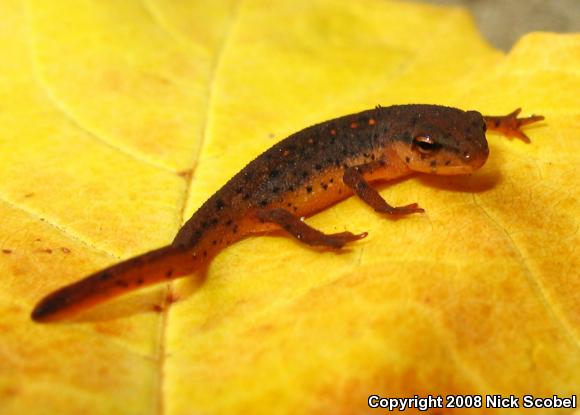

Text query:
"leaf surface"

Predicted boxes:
[[0, 1, 578, 414]]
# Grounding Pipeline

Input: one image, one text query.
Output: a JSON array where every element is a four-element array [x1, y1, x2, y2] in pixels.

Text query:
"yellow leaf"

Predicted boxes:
[[0, 0, 578, 414]]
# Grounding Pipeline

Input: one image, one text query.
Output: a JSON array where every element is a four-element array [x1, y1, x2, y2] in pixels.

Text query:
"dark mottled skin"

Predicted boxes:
[[174, 105, 488, 245], [31, 104, 543, 322]]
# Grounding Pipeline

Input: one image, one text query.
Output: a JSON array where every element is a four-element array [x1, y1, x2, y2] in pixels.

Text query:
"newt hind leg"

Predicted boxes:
[[483, 108, 544, 143], [257, 208, 366, 249]]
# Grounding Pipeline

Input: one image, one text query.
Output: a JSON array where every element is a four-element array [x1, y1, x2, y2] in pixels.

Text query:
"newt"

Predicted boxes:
[[31, 105, 544, 322]]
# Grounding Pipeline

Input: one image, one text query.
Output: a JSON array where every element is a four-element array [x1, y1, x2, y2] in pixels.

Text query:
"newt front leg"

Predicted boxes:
[[343, 161, 424, 215], [484, 108, 545, 143]]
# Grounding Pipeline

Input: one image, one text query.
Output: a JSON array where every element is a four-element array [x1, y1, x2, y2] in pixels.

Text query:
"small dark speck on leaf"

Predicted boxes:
[[2, 249, 12, 254], [60, 247, 71, 254], [178, 169, 192, 179]]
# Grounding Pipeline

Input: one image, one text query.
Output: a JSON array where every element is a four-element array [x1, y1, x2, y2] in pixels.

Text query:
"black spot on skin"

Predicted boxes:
[[363, 152, 370, 158], [293, 206, 298, 212], [371, 154, 376, 160], [100, 272, 112, 281], [287, 202, 292, 207], [225, 219, 233, 226], [259, 199, 268, 207], [215, 199, 225, 210], [315, 164, 322, 171], [430, 160, 437, 167], [1, 249, 12, 254], [306, 186, 313, 193], [165, 269, 173, 278], [321, 182, 328, 190], [211, 218, 219, 226], [288, 185, 295, 191], [445, 160, 451, 166], [329, 178, 334, 183], [136, 278, 144, 285], [405, 157, 410, 163], [212, 240, 217, 245], [116, 280, 129, 288], [379, 160, 386, 167]]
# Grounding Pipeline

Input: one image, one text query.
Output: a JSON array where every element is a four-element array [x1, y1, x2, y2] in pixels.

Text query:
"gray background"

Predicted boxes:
[[409, 0, 579, 50]]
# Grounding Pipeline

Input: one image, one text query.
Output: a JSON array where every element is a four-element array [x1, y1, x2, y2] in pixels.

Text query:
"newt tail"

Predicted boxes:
[[31, 245, 193, 322]]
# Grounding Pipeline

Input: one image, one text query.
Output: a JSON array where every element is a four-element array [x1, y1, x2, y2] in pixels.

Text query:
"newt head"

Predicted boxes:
[[391, 105, 489, 175]]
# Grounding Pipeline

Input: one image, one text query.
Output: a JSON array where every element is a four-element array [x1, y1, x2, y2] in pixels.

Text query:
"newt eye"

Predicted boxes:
[[412, 135, 440, 154]]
